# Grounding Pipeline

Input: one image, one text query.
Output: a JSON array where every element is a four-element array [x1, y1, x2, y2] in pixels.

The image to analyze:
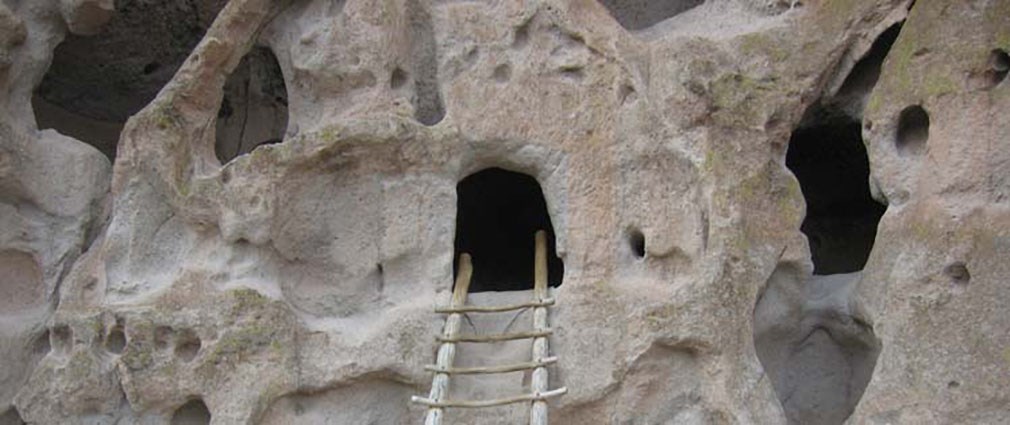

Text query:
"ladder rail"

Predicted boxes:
[[413, 230, 565, 425], [422, 253, 473, 425], [530, 230, 551, 425]]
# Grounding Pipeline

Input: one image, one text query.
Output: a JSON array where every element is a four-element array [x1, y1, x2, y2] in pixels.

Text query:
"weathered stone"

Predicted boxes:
[[2, 0, 1009, 424]]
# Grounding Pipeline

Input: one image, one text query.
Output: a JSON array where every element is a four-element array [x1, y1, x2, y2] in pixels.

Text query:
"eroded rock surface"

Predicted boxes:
[[2, 0, 1010, 424]]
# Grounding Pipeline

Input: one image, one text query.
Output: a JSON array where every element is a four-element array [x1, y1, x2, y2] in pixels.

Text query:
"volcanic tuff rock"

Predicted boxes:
[[2, 0, 1010, 424]]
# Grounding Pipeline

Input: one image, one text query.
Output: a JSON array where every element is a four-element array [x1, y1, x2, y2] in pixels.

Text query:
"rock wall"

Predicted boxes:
[[2, 0, 1010, 424]]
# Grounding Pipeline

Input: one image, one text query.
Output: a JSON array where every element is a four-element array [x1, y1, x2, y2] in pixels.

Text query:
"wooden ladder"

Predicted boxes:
[[411, 231, 567, 425]]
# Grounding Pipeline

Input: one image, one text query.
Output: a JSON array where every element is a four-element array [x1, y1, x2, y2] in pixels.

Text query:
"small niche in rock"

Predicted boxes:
[[454, 168, 564, 292], [215, 46, 289, 163], [628, 228, 646, 258], [105, 321, 126, 354], [171, 399, 211, 425], [944, 262, 971, 286], [51, 325, 72, 355], [753, 268, 881, 425], [390, 67, 408, 89], [492, 64, 512, 83], [513, 21, 530, 49], [33, 0, 225, 162], [836, 23, 903, 102], [896, 105, 929, 156], [174, 329, 202, 362], [406, 0, 445, 126], [597, 0, 705, 31], [987, 49, 1009, 87], [787, 115, 886, 275], [32, 329, 51, 355]]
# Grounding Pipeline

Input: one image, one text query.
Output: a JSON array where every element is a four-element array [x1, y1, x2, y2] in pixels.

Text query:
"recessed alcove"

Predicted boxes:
[[988, 49, 1009, 86], [896, 105, 929, 156], [214, 46, 289, 163], [597, 0, 705, 31], [171, 399, 211, 425], [33, 0, 225, 161], [627, 228, 646, 259], [786, 116, 886, 275], [454, 168, 563, 292]]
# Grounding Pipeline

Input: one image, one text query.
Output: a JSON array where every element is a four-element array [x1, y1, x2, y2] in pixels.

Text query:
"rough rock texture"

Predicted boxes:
[[2, 0, 1010, 424]]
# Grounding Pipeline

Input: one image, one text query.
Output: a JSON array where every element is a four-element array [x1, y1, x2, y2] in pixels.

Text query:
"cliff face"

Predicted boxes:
[[1, 0, 1009, 424]]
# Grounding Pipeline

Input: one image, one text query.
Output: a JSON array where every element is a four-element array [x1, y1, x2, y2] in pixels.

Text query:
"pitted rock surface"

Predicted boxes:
[[2, 0, 1010, 424]]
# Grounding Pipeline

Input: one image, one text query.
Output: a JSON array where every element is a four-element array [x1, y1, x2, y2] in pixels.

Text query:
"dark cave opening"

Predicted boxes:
[[787, 117, 886, 275], [454, 168, 564, 292], [171, 399, 211, 425], [33, 0, 225, 161], [214, 46, 289, 164], [597, 0, 705, 31], [836, 23, 902, 99]]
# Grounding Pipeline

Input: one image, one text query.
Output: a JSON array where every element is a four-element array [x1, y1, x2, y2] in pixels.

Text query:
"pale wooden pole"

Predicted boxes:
[[530, 231, 550, 425], [424, 253, 473, 425]]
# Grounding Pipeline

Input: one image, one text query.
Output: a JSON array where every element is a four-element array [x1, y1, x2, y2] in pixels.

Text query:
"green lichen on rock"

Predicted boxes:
[[737, 33, 790, 63], [709, 72, 780, 128], [228, 287, 269, 314]]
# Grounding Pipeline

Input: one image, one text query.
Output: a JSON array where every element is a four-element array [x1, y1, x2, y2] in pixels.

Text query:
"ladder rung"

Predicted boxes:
[[411, 387, 568, 408], [435, 298, 555, 314], [437, 329, 552, 343], [424, 356, 558, 374]]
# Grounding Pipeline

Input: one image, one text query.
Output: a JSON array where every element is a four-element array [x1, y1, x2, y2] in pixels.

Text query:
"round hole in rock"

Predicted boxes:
[[988, 49, 1009, 86], [454, 168, 564, 292], [171, 399, 211, 425], [628, 228, 646, 258], [492, 64, 511, 82], [896, 105, 929, 156], [944, 262, 970, 286], [214, 46, 289, 164], [33, 0, 226, 162]]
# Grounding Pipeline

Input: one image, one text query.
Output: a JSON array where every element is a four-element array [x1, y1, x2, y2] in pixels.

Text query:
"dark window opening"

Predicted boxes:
[[787, 117, 886, 275], [454, 168, 564, 292], [896, 105, 929, 156], [836, 23, 902, 99], [989, 49, 1010, 86], [214, 46, 289, 163], [171, 399, 211, 425], [597, 0, 705, 31], [628, 228, 646, 258], [33, 0, 225, 161]]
